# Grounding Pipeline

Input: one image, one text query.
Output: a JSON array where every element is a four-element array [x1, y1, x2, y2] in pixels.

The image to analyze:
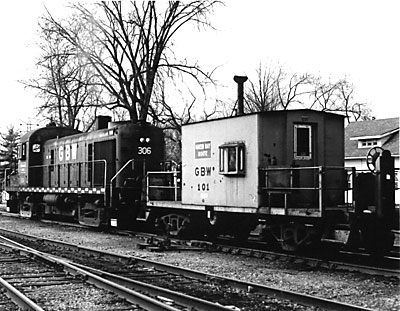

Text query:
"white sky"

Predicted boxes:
[[0, 0, 399, 133]]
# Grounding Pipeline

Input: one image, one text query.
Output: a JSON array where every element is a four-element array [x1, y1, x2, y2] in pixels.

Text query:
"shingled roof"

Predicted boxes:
[[345, 117, 399, 158]]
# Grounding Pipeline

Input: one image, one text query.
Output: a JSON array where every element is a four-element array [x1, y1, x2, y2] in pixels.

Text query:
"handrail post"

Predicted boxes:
[[173, 171, 178, 200], [319, 166, 323, 215], [3, 168, 10, 188], [146, 173, 150, 201], [101, 159, 107, 208]]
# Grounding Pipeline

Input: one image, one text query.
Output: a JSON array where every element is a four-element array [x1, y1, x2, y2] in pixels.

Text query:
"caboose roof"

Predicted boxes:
[[182, 109, 345, 127]]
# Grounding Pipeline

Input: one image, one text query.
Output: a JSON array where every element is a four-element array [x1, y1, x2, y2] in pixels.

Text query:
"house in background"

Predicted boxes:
[[345, 117, 399, 205]]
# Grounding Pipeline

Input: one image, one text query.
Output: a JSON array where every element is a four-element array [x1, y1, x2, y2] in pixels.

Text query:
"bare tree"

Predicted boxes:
[[336, 79, 373, 122], [245, 64, 280, 112], [245, 64, 313, 112], [308, 77, 341, 111], [276, 71, 313, 109], [309, 77, 373, 122], [245, 63, 373, 122], [150, 79, 220, 161], [22, 16, 104, 130], [42, 1, 219, 124]]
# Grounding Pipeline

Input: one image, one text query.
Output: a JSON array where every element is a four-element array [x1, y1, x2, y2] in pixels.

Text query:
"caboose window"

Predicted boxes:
[[294, 124, 312, 160], [219, 143, 245, 176]]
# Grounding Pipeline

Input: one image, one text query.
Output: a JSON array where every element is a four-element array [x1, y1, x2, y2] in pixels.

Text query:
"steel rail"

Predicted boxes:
[[0, 240, 181, 311], [0, 234, 231, 311], [0, 229, 375, 311], [71, 262, 233, 311], [212, 241, 400, 278], [0, 277, 44, 311]]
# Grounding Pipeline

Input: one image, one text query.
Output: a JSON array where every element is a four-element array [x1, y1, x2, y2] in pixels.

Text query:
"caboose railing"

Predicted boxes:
[[260, 166, 354, 216], [146, 171, 181, 201]]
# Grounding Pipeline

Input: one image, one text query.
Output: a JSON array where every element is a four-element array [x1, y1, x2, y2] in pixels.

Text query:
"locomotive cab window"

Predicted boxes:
[[18, 143, 27, 160], [294, 124, 312, 160], [219, 143, 245, 176]]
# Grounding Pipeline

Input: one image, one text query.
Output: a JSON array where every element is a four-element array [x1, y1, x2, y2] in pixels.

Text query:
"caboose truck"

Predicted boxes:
[[5, 117, 164, 228]]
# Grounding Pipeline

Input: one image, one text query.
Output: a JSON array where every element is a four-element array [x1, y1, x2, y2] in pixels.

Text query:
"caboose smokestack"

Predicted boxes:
[[234, 75, 248, 116]]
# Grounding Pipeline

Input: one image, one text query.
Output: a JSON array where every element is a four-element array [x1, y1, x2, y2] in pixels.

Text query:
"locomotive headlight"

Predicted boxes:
[[145, 137, 151, 143], [139, 137, 145, 143]]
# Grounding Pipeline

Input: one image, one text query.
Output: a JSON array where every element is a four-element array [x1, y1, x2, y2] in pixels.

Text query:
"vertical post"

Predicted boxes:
[[102, 160, 107, 207], [318, 166, 323, 216], [146, 173, 150, 201], [233, 75, 248, 116], [173, 171, 178, 201]]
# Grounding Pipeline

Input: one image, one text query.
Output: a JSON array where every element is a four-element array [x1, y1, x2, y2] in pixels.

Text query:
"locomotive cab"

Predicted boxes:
[[5, 126, 80, 214]]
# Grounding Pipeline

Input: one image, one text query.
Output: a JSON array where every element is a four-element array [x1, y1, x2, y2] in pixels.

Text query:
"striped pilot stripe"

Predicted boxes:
[[19, 187, 106, 194]]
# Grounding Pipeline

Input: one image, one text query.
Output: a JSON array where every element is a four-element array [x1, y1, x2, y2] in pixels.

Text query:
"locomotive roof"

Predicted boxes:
[[182, 108, 345, 126], [20, 126, 81, 143], [43, 121, 161, 144]]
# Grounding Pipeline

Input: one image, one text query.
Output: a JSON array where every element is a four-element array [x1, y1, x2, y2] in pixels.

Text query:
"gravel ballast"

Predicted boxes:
[[0, 214, 398, 311]]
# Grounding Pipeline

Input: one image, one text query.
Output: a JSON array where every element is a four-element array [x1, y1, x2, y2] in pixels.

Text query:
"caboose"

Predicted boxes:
[[147, 109, 396, 253], [5, 117, 164, 228]]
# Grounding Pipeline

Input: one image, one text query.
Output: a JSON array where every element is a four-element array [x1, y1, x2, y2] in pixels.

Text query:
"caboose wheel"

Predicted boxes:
[[159, 214, 191, 237], [271, 223, 319, 252]]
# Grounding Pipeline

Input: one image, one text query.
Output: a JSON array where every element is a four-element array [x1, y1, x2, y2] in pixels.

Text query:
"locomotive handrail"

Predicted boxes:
[[109, 159, 134, 210], [25, 159, 107, 188], [26, 160, 107, 204], [110, 159, 134, 184]]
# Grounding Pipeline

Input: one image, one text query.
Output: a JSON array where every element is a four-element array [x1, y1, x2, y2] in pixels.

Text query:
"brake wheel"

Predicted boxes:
[[366, 146, 384, 172]]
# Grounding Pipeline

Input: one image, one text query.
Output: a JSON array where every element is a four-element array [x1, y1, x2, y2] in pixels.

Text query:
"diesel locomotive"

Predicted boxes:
[[4, 102, 397, 255], [5, 116, 164, 228]]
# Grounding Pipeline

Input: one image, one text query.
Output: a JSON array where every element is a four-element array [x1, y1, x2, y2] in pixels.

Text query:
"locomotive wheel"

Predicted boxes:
[[159, 214, 191, 237], [35, 203, 46, 220], [271, 223, 319, 252], [20, 201, 34, 219]]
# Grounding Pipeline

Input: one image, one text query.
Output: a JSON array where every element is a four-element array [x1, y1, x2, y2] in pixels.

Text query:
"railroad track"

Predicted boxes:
[[0, 242, 148, 310], [1, 210, 399, 280], [130, 231, 400, 279], [0, 228, 376, 311], [1, 210, 398, 278], [0, 234, 237, 311]]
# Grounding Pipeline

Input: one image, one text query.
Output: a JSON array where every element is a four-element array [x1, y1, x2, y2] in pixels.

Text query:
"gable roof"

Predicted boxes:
[[345, 117, 399, 158]]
